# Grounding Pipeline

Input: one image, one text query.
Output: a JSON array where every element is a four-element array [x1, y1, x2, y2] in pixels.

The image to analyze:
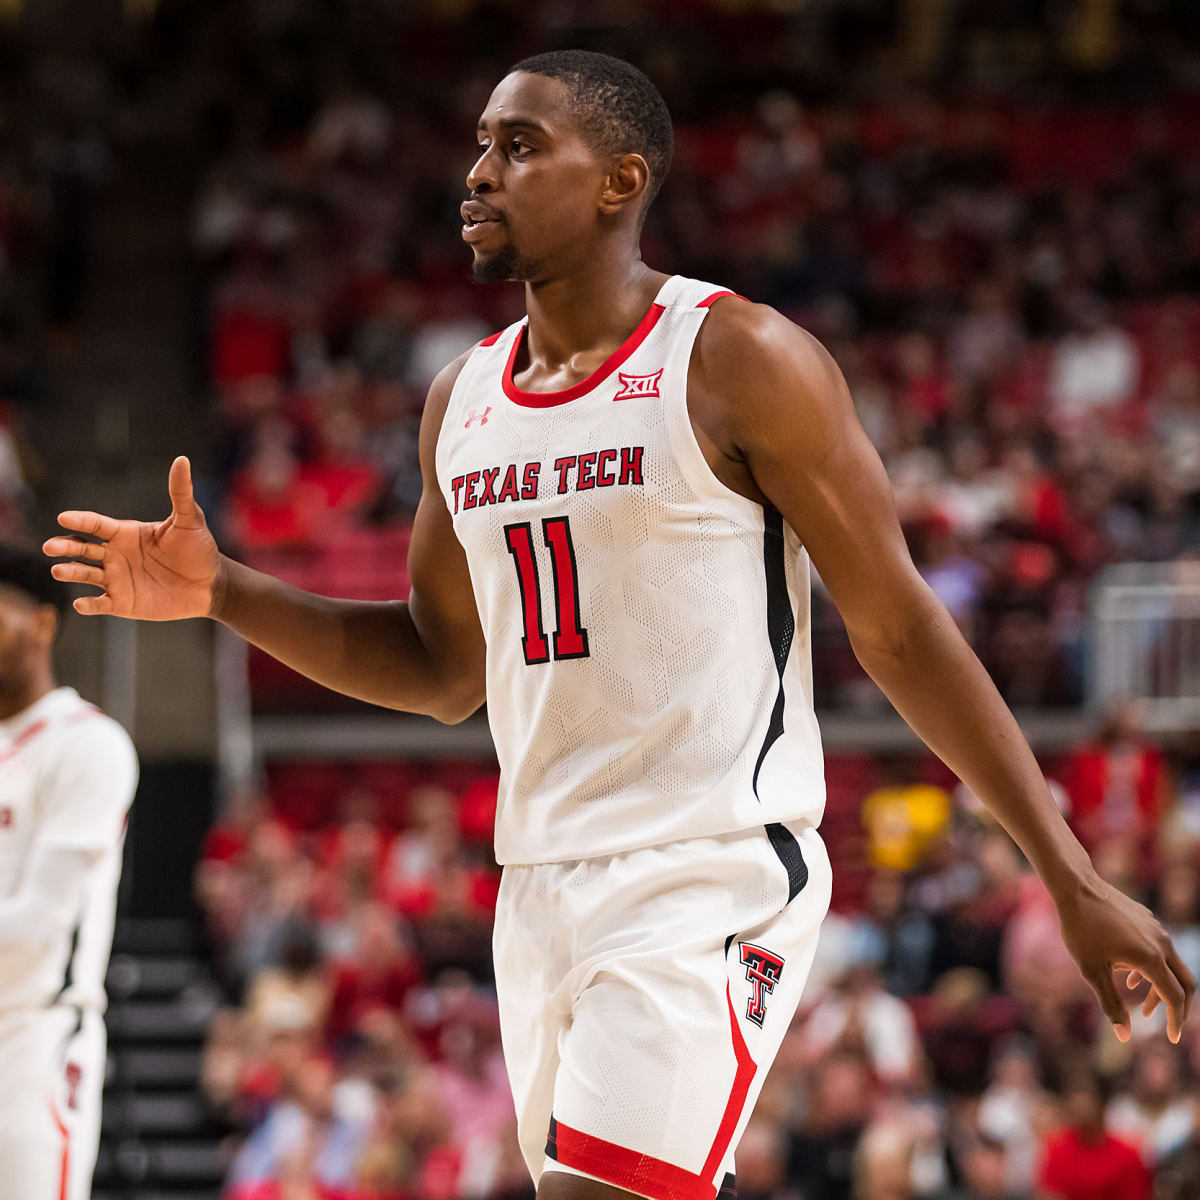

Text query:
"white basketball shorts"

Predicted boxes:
[[493, 820, 831, 1200], [0, 1005, 106, 1200]]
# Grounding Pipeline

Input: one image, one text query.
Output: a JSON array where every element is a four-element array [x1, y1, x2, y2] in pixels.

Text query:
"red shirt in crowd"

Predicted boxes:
[[1038, 1128, 1150, 1200]]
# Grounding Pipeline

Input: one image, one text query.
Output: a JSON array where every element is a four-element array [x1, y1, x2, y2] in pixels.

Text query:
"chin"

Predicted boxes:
[[471, 244, 538, 285]]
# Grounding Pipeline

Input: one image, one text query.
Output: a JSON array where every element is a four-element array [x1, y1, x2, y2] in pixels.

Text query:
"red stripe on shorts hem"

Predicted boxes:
[[550, 983, 756, 1200]]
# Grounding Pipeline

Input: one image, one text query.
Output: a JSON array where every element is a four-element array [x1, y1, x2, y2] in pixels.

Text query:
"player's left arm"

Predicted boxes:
[[693, 300, 1194, 1042], [0, 847, 102, 948], [0, 717, 138, 949]]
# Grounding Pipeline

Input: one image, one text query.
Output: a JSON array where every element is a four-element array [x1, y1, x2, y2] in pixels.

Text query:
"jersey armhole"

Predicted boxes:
[[661, 301, 765, 530]]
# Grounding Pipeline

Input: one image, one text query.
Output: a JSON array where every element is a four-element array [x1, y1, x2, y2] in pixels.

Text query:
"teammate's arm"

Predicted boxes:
[[0, 718, 137, 951], [0, 848, 98, 948], [693, 300, 1194, 1043], [43, 354, 487, 724]]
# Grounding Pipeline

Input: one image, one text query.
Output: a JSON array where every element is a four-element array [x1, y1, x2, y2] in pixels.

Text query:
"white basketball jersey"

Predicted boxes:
[[0, 687, 137, 1011], [436, 275, 825, 866]]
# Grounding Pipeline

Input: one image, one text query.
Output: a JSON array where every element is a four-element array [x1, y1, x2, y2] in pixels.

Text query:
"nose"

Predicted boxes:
[[466, 144, 499, 194]]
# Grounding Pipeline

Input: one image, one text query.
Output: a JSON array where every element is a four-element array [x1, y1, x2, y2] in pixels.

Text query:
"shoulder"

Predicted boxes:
[[692, 297, 841, 396], [46, 705, 137, 775], [418, 346, 477, 460], [422, 346, 476, 427], [691, 296, 852, 459]]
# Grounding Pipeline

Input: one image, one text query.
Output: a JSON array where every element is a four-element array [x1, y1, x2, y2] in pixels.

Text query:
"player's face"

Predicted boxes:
[[465, 73, 612, 283]]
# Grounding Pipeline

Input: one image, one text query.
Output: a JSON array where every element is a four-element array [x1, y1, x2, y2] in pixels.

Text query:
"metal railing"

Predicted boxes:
[[1091, 562, 1200, 732]]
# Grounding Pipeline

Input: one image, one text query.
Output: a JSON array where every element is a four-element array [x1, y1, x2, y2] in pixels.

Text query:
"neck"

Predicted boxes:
[[0, 672, 56, 722], [522, 251, 668, 370]]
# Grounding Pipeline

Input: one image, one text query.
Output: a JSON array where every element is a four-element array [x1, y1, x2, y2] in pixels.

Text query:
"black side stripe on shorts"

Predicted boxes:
[[766, 821, 808, 904], [718, 1172, 737, 1200], [546, 1113, 559, 1160]]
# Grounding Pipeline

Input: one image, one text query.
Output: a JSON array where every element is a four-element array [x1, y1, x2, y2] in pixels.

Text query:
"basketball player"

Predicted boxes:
[[45, 50, 1192, 1200], [0, 543, 138, 1200]]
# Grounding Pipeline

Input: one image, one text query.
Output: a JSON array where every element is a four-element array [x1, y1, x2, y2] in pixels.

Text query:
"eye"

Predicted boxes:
[[509, 138, 532, 156]]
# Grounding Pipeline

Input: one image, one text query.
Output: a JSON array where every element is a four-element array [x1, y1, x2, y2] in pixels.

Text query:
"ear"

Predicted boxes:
[[599, 153, 650, 218]]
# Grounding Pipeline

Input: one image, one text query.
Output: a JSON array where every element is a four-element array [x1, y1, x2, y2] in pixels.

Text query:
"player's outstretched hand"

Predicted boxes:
[[1057, 872, 1195, 1044], [42, 456, 222, 621]]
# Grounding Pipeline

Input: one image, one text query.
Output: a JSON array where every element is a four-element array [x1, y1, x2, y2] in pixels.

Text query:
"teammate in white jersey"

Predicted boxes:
[[0, 543, 138, 1200], [45, 48, 1193, 1200]]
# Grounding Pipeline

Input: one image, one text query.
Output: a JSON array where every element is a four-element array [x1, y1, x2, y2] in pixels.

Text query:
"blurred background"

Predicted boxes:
[[3, 0, 1200, 1197]]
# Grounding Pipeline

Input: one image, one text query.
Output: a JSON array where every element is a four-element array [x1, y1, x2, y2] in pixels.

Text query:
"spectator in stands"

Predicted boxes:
[[227, 1053, 372, 1194], [325, 904, 422, 1046], [854, 1116, 918, 1200], [798, 951, 921, 1088], [950, 1131, 1025, 1200], [1155, 1104, 1200, 1200], [1038, 1074, 1150, 1200], [1048, 295, 1141, 434], [1067, 703, 1168, 857], [246, 925, 331, 1040], [1159, 862, 1200, 986], [230, 823, 318, 992], [786, 1051, 875, 1200], [976, 1036, 1054, 1196], [353, 1063, 451, 1198], [1106, 1040, 1197, 1168], [430, 993, 514, 1169], [229, 437, 329, 551], [861, 760, 952, 874], [849, 869, 935, 997]]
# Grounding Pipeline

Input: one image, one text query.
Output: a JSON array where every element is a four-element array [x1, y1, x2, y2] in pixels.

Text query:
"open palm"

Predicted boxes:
[[42, 456, 222, 621]]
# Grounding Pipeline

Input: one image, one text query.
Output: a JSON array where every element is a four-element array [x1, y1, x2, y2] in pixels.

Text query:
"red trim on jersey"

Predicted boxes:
[[478, 330, 504, 347], [550, 983, 757, 1200], [695, 290, 747, 308], [502, 303, 667, 408], [49, 1099, 70, 1200], [0, 718, 49, 764]]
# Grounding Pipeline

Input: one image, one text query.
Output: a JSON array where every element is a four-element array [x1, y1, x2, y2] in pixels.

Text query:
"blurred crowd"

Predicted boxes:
[[0, 21, 109, 541], [170, 0, 1200, 710], [196, 718, 1200, 1200]]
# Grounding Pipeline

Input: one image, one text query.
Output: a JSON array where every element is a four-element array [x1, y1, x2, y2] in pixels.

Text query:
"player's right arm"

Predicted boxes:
[[43, 354, 487, 724]]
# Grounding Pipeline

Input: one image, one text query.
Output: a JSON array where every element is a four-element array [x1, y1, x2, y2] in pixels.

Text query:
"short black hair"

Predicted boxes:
[[0, 542, 69, 616], [509, 50, 673, 210]]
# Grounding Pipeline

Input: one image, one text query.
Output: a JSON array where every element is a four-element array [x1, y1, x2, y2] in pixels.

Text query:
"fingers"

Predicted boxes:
[[1137, 959, 1188, 1044], [73, 594, 112, 616], [1166, 943, 1195, 1035], [56, 511, 120, 540], [168, 456, 203, 528], [1126, 970, 1144, 990], [42, 536, 104, 563], [1089, 967, 1132, 1043], [50, 563, 104, 588]]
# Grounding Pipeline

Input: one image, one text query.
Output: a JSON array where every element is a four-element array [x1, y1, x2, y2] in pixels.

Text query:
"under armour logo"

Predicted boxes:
[[740, 942, 785, 1028], [464, 407, 491, 429], [613, 369, 663, 401]]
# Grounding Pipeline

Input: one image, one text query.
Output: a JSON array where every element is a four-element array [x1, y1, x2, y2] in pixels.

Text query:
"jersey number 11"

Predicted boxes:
[[503, 517, 590, 664]]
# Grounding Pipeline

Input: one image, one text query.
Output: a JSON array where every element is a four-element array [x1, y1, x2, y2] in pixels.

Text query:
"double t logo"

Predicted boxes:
[[739, 942, 786, 1028]]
